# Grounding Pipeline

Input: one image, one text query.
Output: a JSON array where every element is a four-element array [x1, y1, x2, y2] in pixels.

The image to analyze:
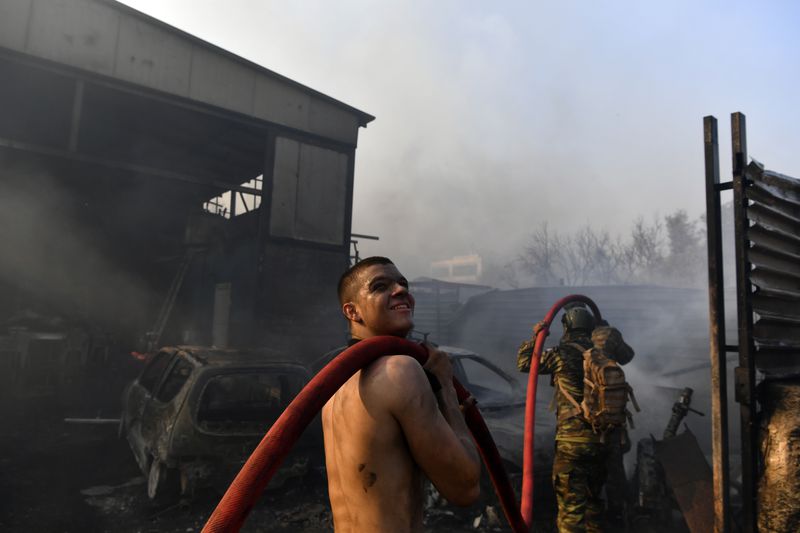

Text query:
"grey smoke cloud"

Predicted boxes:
[[0, 166, 157, 331], [120, 0, 800, 278]]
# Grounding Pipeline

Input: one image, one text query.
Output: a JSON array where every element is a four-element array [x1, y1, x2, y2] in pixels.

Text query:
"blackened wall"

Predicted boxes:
[[255, 241, 348, 364]]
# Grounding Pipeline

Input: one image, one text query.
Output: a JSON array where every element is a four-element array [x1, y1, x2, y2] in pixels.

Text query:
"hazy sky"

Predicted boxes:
[[121, 0, 800, 278]]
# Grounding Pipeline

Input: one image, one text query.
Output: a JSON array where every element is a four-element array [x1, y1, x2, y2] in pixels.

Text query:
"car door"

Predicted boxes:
[[125, 350, 175, 470], [143, 355, 195, 461]]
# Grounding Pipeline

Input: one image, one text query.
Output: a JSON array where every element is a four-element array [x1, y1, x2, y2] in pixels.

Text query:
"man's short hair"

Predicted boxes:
[[338, 256, 395, 305]]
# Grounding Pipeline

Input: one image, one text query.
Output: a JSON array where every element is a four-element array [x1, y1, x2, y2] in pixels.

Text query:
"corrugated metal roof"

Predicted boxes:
[[744, 162, 800, 374]]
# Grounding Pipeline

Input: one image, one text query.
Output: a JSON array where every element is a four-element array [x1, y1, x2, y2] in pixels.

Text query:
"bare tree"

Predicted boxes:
[[512, 209, 705, 288], [519, 224, 620, 286], [557, 227, 614, 285], [610, 216, 666, 283], [519, 222, 561, 285]]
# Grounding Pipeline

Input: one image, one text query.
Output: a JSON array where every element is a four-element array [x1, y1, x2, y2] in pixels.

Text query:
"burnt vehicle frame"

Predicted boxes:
[[120, 346, 318, 502]]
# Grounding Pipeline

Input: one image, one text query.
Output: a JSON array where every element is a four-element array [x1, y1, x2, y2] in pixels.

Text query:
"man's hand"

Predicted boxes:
[[422, 343, 454, 387]]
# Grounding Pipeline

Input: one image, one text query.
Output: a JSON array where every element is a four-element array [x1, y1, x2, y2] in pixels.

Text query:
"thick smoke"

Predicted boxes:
[[0, 163, 157, 334], [118, 1, 800, 280]]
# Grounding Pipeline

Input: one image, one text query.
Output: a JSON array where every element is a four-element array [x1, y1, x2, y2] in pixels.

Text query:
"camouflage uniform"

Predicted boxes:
[[518, 331, 607, 533]]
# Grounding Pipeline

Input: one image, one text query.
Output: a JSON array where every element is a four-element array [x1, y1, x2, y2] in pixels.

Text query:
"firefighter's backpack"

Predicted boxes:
[[558, 343, 640, 434]]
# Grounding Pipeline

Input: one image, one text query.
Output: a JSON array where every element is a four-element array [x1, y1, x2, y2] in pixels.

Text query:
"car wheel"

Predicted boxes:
[[117, 417, 125, 439], [147, 458, 180, 503]]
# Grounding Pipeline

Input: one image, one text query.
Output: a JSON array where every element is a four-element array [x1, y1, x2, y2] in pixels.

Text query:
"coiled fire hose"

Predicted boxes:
[[203, 295, 601, 533]]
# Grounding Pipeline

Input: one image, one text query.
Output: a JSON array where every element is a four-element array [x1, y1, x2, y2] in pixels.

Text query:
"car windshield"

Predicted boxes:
[[197, 371, 305, 433]]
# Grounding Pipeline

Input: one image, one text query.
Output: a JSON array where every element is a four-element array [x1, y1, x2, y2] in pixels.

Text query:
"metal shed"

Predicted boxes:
[[0, 0, 374, 363]]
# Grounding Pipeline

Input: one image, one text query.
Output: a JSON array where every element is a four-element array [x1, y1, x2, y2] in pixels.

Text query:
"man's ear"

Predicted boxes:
[[342, 302, 361, 323]]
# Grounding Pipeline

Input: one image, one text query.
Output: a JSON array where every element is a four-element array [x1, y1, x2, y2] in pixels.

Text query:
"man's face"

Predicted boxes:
[[343, 263, 415, 338]]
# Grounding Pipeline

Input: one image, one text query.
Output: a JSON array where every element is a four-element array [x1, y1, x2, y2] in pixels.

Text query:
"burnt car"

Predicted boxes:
[[120, 346, 318, 502], [442, 346, 555, 473]]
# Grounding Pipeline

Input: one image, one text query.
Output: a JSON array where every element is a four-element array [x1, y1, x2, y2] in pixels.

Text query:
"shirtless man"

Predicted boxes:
[[322, 256, 481, 532]]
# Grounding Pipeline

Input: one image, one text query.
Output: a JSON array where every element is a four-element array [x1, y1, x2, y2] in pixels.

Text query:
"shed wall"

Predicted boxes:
[[0, 0, 366, 144]]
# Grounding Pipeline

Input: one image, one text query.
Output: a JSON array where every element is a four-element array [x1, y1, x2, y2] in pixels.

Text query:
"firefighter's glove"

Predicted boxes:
[[518, 321, 548, 373]]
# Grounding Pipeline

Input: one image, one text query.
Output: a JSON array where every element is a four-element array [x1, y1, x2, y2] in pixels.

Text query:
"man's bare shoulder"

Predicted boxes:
[[362, 354, 427, 385], [361, 355, 433, 409]]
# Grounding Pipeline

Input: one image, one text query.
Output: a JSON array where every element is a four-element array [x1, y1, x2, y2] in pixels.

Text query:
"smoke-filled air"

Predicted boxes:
[[120, 0, 800, 280], [2, 1, 799, 532]]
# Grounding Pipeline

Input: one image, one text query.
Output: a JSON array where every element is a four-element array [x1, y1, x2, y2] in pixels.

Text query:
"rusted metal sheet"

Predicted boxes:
[[654, 428, 715, 533]]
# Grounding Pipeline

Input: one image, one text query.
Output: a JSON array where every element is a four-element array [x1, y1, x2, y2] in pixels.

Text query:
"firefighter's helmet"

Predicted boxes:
[[561, 305, 596, 332]]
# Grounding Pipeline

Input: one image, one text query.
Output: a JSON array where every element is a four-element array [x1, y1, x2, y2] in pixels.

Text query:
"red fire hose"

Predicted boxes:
[[203, 296, 600, 533], [520, 294, 601, 528], [202, 336, 525, 533]]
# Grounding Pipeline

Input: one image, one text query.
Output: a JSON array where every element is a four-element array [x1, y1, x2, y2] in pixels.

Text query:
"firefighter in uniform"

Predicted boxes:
[[517, 305, 605, 533], [517, 305, 635, 532]]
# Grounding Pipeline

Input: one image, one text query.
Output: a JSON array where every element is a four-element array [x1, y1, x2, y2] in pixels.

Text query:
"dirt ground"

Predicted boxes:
[[0, 400, 559, 533]]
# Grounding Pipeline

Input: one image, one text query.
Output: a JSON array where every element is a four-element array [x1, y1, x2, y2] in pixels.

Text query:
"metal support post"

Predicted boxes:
[[731, 111, 757, 532], [703, 115, 731, 533]]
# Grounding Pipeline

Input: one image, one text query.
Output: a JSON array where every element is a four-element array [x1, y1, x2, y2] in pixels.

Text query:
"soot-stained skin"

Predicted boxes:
[[358, 463, 378, 492]]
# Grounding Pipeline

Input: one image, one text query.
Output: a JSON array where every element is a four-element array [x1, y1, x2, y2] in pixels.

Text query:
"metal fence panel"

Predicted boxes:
[[744, 162, 800, 376]]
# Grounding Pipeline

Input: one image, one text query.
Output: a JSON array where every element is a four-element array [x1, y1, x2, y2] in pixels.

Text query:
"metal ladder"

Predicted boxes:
[[145, 251, 194, 353]]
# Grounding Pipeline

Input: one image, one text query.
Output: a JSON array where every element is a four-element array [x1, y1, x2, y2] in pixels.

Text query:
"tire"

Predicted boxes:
[[147, 458, 180, 504]]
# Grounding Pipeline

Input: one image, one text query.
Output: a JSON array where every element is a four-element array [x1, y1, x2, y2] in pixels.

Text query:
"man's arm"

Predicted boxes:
[[517, 321, 555, 375], [372, 354, 480, 506]]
